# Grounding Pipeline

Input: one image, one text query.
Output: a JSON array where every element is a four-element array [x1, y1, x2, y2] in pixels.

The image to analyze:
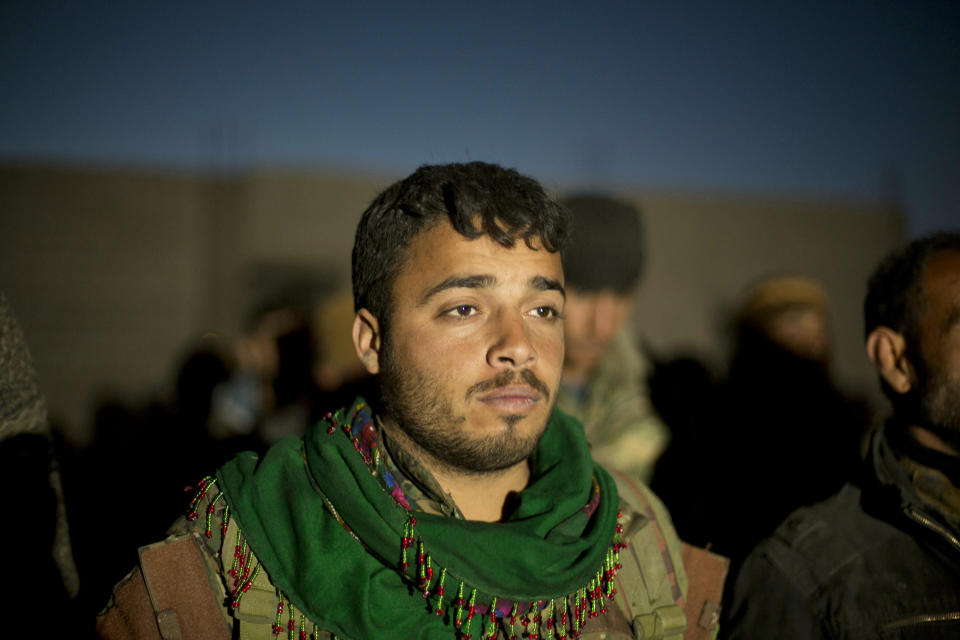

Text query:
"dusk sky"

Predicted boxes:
[[2, 1, 957, 234]]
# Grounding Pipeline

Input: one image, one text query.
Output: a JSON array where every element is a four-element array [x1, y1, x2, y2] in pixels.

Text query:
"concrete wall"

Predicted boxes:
[[0, 164, 905, 444]]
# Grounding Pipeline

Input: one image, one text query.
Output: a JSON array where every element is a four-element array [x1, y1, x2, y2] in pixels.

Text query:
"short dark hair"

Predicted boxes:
[[351, 162, 569, 328], [559, 193, 644, 293], [864, 231, 960, 342]]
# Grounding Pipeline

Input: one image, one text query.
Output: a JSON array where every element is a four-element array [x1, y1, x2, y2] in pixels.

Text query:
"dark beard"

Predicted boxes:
[[378, 343, 552, 474], [917, 366, 960, 450]]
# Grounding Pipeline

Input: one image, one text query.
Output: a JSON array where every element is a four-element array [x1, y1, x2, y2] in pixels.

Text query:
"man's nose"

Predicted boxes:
[[487, 310, 537, 368]]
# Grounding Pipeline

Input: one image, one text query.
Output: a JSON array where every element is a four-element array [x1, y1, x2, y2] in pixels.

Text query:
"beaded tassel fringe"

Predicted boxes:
[[321, 407, 630, 639], [394, 510, 626, 638], [189, 477, 332, 639]]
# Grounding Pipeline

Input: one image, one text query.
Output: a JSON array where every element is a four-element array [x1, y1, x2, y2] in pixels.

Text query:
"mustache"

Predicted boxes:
[[465, 369, 550, 400]]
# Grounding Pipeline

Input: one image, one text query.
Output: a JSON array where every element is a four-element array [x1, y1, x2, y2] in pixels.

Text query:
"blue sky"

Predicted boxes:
[[2, 1, 957, 234]]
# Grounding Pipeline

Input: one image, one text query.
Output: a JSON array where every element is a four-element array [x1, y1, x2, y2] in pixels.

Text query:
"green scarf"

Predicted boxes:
[[217, 399, 621, 639]]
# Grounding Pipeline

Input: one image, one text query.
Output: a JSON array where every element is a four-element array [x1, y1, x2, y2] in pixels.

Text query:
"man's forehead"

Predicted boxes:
[[920, 249, 960, 332], [923, 251, 960, 297]]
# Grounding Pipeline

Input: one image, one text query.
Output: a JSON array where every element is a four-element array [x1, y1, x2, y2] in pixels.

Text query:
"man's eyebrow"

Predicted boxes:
[[532, 276, 565, 299], [419, 275, 495, 305]]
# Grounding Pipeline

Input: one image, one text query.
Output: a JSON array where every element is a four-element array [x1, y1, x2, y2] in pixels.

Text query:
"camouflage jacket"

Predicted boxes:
[[557, 328, 669, 484]]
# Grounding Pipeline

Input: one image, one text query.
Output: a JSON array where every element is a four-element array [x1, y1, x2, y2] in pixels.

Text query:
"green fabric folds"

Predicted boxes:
[[217, 399, 619, 639]]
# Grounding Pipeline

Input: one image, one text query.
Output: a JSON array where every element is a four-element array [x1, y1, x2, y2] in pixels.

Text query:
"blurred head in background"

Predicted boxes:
[[559, 193, 645, 383], [737, 275, 831, 365]]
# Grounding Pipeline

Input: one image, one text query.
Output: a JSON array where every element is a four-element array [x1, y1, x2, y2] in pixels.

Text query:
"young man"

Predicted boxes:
[[556, 194, 668, 483], [723, 231, 960, 638], [97, 163, 701, 640]]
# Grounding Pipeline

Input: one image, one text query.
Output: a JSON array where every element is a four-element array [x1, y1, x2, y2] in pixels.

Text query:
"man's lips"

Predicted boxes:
[[477, 385, 541, 412]]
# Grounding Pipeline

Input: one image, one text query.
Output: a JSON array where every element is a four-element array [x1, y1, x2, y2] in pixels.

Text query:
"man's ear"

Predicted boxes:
[[352, 309, 382, 375], [866, 326, 915, 395]]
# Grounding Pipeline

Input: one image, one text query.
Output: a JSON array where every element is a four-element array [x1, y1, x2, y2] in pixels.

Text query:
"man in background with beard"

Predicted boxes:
[[723, 231, 960, 639], [97, 162, 707, 640]]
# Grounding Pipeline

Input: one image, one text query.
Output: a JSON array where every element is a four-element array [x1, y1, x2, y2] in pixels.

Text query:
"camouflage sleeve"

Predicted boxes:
[[584, 331, 670, 484]]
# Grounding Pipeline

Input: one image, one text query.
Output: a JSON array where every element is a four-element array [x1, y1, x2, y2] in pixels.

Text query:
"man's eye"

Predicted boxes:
[[532, 306, 559, 319], [446, 305, 477, 318]]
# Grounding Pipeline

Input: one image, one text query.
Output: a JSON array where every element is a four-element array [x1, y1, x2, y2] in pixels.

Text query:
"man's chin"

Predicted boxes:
[[471, 404, 551, 434], [437, 412, 550, 473]]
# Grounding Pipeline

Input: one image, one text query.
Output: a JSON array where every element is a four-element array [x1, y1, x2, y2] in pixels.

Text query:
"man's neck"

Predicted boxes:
[[430, 462, 530, 522], [380, 419, 531, 523]]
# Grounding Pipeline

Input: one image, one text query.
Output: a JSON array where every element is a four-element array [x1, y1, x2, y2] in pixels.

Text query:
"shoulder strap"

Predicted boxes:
[[95, 535, 232, 640], [680, 543, 729, 640], [138, 535, 232, 640], [607, 469, 688, 640], [96, 567, 164, 640]]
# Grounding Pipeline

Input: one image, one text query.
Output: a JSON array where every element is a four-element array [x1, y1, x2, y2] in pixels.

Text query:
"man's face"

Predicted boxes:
[[377, 220, 565, 473], [912, 250, 960, 445], [562, 288, 635, 380], [764, 306, 829, 363]]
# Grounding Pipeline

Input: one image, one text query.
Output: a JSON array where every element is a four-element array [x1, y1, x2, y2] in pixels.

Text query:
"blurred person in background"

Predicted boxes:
[[210, 297, 317, 447], [0, 293, 79, 629], [556, 193, 669, 483], [724, 231, 960, 638], [703, 275, 870, 567]]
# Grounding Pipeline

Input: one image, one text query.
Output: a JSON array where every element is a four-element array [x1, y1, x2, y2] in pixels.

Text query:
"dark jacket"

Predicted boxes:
[[722, 425, 960, 639]]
